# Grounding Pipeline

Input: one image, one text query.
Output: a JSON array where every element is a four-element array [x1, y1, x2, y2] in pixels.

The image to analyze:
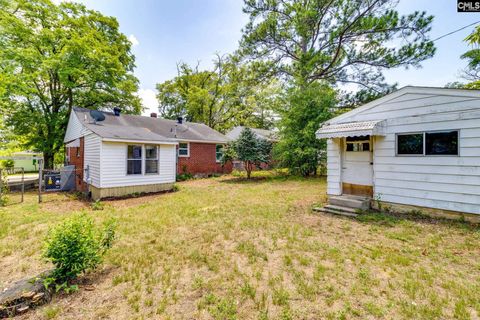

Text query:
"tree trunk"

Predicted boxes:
[[44, 152, 55, 170], [245, 161, 252, 179]]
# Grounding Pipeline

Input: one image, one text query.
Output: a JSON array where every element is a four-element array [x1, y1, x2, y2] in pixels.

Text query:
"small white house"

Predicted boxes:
[[316, 86, 480, 220], [64, 108, 178, 200]]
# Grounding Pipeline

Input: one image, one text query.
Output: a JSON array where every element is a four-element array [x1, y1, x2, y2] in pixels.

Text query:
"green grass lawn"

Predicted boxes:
[[1, 172, 479, 320]]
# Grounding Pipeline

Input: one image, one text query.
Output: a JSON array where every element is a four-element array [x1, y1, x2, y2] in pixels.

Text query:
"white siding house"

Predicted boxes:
[[64, 108, 177, 200], [317, 86, 480, 218]]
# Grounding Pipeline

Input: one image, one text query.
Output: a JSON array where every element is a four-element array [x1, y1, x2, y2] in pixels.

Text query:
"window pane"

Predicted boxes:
[[363, 143, 370, 151], [216, 145, 223, 161], [145, 145, 157, 159], [128, 145, 142, 159], [146, 160, 158, 174], [397, 134, 423, 155], [346, 143, 354, 152], [179, 149, 188, 156], [426, 131, 458, 155], [346, 135, 369, 142], [127, 160, 142, 174], [179, 143, 188, 149]]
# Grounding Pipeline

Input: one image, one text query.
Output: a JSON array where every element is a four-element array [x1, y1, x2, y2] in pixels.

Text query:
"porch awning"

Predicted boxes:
[[316, 120, 386, 139]]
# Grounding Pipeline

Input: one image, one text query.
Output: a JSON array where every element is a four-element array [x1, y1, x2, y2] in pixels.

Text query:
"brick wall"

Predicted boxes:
[[66, 137, 86, 191], [177, 142, 232, 175]]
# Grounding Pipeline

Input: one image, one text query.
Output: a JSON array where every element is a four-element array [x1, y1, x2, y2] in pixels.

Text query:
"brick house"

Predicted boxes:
[[64, 108, 232, 199]]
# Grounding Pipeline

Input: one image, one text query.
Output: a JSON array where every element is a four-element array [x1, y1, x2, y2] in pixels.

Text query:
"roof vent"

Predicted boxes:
[[89, 110, 105, 124], [150, 112, 157, 118], [113, 107, 121, 116], [177, 116, 183, 124]]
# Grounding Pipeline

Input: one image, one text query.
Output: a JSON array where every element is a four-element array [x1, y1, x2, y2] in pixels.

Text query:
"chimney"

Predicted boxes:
[[113, 107, 121, 116], [177, 116, 183, 124], [150, 112, 157, 118]]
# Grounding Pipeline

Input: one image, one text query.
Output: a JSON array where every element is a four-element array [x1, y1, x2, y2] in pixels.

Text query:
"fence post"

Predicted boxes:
[[38, 159, 43, 203], [21, 167, 24, 203]]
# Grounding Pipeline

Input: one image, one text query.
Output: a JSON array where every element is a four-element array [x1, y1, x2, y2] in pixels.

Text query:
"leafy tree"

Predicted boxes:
[[0, 0, 142, 168], [275, 82, 336, 176], [229, 128, 272, 179], [241, 0, 435, 175], [156, 54, 279, 132], [461, 25, 480, 88], [241, 0, 435, 91]]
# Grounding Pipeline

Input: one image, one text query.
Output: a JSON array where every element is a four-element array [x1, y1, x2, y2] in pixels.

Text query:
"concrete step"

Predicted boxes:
[[313, 206, 358, 218], [329, 195, 370, 210], [324, 204, 358, 214]]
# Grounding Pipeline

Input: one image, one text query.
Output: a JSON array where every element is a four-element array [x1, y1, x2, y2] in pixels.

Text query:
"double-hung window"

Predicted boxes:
[[396, 130, 459, 156], [127, 145, 142, 174], [178, 143, 189, 157], [216, 145, 224, 162], [145, 145, 159, 174]]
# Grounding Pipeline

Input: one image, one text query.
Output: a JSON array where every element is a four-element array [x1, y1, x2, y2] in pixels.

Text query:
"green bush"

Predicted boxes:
[[90, 199, 104, 211], [0, 170, 8, 206], [43, 214, 116, 282], [177, 172, 193, 181], [0, 159, 14, 169]]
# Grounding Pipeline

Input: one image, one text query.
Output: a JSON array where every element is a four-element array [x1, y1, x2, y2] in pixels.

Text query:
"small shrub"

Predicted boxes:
[[43, 306, 61, 319], [43, 214, 117, 283], [0, 159, 14, 169], [177, 172, 193, 182], [90, 199, 104, 211], [0, 170, 9, 206], [172, 184, 180, 192]]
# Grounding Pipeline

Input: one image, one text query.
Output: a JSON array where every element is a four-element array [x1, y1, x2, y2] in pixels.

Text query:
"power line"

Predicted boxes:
[[432, 20, 480, 42]]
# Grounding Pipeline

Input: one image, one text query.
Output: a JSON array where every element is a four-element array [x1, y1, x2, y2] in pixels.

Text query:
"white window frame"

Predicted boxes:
[[395, 130, 460, 157], [145, 145, 160, 175], [127, 145, 143, 175], [345, 136, 371, 152], [215, 144, 224, 163], [178, 142, 189, 157]]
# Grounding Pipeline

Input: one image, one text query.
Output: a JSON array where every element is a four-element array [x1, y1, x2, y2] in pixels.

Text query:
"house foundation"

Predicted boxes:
[[89, 183, 174, 200], [371, 201, 480, 224]]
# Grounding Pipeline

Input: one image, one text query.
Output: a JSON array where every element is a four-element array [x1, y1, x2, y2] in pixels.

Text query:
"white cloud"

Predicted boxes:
[[128, 34, 139, 47], [137, 88, 158, 116]]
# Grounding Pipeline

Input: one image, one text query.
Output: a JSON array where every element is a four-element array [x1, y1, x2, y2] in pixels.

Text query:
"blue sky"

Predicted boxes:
[[70, 0, 480, 114]]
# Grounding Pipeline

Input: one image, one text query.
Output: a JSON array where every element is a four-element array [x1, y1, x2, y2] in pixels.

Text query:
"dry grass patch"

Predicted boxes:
[[0, 173, 479, 319]]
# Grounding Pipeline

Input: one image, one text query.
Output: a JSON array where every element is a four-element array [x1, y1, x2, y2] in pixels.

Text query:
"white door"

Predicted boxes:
[[342, 136, 373, 186]]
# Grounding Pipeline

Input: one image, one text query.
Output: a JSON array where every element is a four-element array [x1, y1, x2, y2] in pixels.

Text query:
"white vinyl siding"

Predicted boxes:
[[100, 141, 176, 188], [326, 138, 342, 195], [64, 110, 93, 143], [83, 133, 102, 188], [327, 89, 480, 215]]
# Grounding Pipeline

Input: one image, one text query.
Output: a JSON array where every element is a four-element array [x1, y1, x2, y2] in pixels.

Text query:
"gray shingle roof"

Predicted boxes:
[[74, 108, 230, 144], [226, 126, 279, 142]]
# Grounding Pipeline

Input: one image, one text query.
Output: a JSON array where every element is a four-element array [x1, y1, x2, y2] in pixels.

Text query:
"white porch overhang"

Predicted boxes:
[[316, 120, 386, 139]]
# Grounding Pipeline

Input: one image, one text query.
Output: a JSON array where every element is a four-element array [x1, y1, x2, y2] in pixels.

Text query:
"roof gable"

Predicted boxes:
[[329, 86, 480, 125]]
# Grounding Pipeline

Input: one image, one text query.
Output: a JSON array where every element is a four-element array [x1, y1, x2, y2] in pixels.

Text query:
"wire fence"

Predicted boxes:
[[37, 162, 88, 203], [0, 160, 88, 205]]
